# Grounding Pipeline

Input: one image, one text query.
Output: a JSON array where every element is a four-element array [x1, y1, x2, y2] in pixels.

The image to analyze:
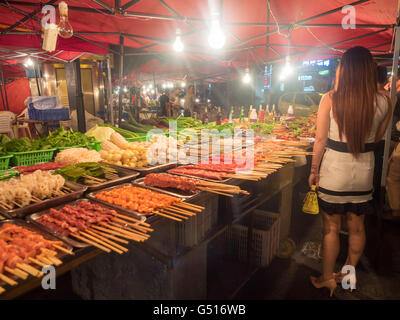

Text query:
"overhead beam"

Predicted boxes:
[[5, 1, 110, 13], [91, 0, 114, 13], [158, 0, 181, 17], [73, 34, 121, 55], [121, 0, 141, 11]]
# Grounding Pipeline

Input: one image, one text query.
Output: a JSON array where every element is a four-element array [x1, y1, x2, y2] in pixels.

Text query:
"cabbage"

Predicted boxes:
[[85, 125, 115, 142]]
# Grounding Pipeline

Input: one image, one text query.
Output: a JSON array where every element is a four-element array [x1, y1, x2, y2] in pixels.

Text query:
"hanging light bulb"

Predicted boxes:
[[58, 1, 73, 39], [123, 86, 128, 93], [173, 28, 184, 52], [181, 81, 186, 88], [242, 68, 251, 84], [208, 12, 225, 49], [279, 58, 293, 81], [23, 57, 34, 68]]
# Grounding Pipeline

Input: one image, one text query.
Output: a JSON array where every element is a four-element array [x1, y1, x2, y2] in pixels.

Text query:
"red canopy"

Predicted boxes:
[[0, 0, 397, 76]]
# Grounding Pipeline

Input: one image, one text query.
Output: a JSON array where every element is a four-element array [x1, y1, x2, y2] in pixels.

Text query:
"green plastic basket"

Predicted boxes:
[[0, 155, 12, 170], [56, 141, 101, 152], [10, 149, 57, 166]]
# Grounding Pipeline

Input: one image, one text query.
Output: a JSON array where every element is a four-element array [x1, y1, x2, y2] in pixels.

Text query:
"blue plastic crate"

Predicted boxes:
[[28, 106, 70, 121]]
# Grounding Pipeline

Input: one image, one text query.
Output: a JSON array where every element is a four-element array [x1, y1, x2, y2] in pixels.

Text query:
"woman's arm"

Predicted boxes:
[[309, 93, 331, 187]]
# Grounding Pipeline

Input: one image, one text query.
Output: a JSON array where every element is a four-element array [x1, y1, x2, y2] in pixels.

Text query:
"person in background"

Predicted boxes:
[[308, 47, 391, 296], [159, 91, 169, 117], [184, 85, 196, 117], [377, 66, 388, 91]]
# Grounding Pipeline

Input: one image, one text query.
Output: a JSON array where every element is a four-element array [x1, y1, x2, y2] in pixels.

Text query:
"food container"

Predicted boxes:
[[65, 164, 140, 192], [26, 198, 146, 248], [10, 149, 57, 167], [0, 181, 87, 219], [133, 177, 201, 200], [86, 183, 183, 217], [0, 219, 73, 290]]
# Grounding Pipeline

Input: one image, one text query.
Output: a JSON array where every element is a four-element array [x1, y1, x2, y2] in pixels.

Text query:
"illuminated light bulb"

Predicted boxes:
[[181, 82, 186, 88], [180, 99, 185, 105], [149, 84, 153, 89], [162, 83, 166, 89], [173, 28, 184, 52], [58, 1, 73, 39], [123, 87, 128, 93], [24, 58, 34, 68], [207, 99, 211, 103], [242, 68, 251, 84], [151, 89, 155, 94], [208, 16, 225, 49], [195, 98, 200, 103], [279, 62, 293, 81]]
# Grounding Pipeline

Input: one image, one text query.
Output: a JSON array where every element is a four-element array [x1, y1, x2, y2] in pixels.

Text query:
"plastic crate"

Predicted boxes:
[[0, 155, 12, 170], [10, 149, 57, 166], [28, 106, 70, 121], [56, 141, 101, 152], [226, 209, 280, 267]]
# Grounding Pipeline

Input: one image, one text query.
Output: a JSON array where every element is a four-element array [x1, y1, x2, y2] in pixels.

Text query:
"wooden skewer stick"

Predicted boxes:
[[80, 231, 124, 254], [36, 255, 54, 266], [41, 248, 57, 256], [4, 266, 28, 280], [0, 286, 4, 294], [197, 187, 234, 197], [87, 229, 129, 245], [28, 257, 47, 268], [112, 217, 154, 233], [51, 244, 74, 255], [0, 273, 17, 286], [174, 203, 203, 212], [107, 222, 150, 238], [71, 234, 111, 253], [85, 230, 129, 252], [153, 211, 182, 222], [90, 225, 142, 242], [100, 223, 149, 240], [43, 255, 62, 266], [177, 202, 205, 210], [110, 212, 151, 227], [16, 263, 43, 278], [11, 200, 22, 208], [168, 206, 196, 216], [160, 209, 188, 220], [0, 200, 13, 209]]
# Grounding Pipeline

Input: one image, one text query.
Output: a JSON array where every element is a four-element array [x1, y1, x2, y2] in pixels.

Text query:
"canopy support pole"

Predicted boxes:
[[107, 55, 114, 126], [1, 69, 9, 110], [0, 70, 6, 111], [73, 60, 86, 133], [118, 36, 124, 126]]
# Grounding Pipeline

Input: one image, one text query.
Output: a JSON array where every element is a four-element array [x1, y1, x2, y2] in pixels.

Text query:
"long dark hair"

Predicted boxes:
[[332, 46, 378, 156]]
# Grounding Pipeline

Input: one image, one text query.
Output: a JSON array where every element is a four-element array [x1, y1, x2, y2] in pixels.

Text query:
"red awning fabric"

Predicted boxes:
[[0, 0, 397, 78]]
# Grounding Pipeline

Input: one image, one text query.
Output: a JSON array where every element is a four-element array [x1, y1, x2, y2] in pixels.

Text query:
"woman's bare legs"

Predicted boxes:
[[320, 212, 342, 281], [345, 212, 366, 267]]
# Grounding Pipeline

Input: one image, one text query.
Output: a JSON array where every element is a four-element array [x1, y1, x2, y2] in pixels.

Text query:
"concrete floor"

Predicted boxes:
[[234, 186, 400, 300]]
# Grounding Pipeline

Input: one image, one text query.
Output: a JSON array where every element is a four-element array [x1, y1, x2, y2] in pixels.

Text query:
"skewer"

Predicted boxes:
[[43, 255, 62, 266], [4, 267, 28, 280], [112, 217, 154, 233], [41, 248, 57, 256], [16, 263, 43, 278], [90, 225, 143, 242], [80, 231, 124, 254], [0, 273, 17, 286], [0, 201, 13, 209], [107, 221, 150, 238], [36, 255, 54, 266], [100, 223, 149, 240], [28, 257, 48, 268], [110, 212, 151, 227], [51, 244, 75, 255], [177, 202, 205, 210], [62, 186, 73, 192], [197, 187, 235, 197], [11, 200, 22, 208], [159, 209, 188, 220], [153, 211, 183, 222], [174, 203, 203, 212], [71, 233, 111, 253], [83, 175, 106, 182], [86, 229, 129, 245], [0, 286, 4, 294]]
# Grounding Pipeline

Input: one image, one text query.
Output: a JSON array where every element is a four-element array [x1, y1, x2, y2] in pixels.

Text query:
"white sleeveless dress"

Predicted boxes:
[[318, 93, 389, 214]]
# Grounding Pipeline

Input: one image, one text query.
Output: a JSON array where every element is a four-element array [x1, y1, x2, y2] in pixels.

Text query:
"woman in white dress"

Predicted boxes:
[[308, 47, 391, 296]]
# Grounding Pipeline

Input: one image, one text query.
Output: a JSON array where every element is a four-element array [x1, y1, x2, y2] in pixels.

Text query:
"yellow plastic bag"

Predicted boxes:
[[302, 185, 319, 215]]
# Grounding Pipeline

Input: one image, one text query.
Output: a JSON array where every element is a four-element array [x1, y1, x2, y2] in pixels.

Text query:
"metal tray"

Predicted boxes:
[[133, 177, 201, 200], [0, 219, 73, 289], [103, 161, 178, 175], [26, 198, 146, 248], [167, 167, 232, 183], [0, 181, 87, 219], [70, 164, 140, 192], [86, 183, 184, 217]]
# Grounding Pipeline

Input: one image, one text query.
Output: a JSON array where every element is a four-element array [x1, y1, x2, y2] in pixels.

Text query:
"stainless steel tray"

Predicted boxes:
[[26, 198, 146, 248], [0, 219, 73, 289], [86, 183, 183, 217], [103, 162, 178, 175], [0, 181, 88, 219], [167, 167, 232, 183], [133, 177, 201, 200], [68, 164, 140, 192]]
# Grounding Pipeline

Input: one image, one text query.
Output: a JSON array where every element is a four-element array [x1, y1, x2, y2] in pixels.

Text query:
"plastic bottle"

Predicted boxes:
[[202, 107, 209, 124], [228, 106, 234, 124], [287, 105, 294, 117], [258, 104, 264, 123], [216, 107, 222, 125], [264, 104, 270, 122], [248, 105, 253, 120], [240, 106, 245, 123], [250, 108, 258, 123]]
